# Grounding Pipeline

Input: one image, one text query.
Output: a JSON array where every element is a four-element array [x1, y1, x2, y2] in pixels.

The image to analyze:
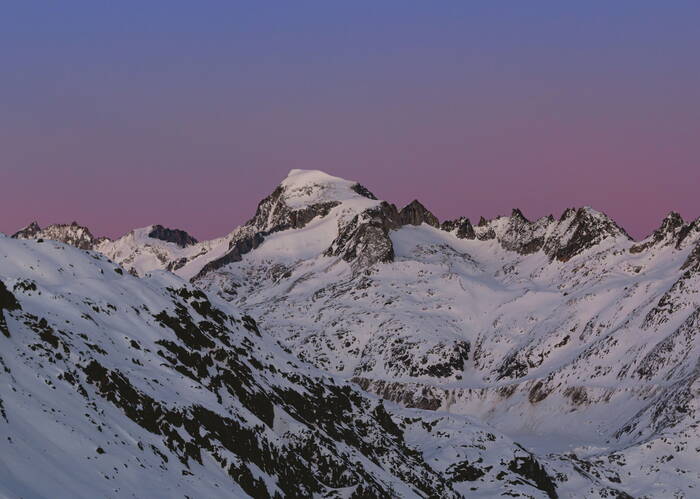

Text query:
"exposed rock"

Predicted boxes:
[[12, 221, 100, 250], [676, 217, 700, 249], [630, 212, 685, 253], [325, 202, 401, 269], [544, 207, 631, 262], [399, 200, 440, 228], [441, 217, 476, 239], [245, 185, 340, 234], [507, 454, 558, 499], [0, 280, 22, 337], [350, 182, 378, 200], [11, 221, 41, 239], [498, 209, 550, 255], [147, 225, 198, 247], [1, 237, 463, 497], [193, 230, 265, 280]]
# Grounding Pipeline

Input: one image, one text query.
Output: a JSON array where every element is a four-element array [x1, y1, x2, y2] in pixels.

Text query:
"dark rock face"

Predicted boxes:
[[681, 242, 700, 273], [245, 185, 339, 234], [350, 182, 378, 200], [148, 225, 198, 247], [12, 221, 99, 250], [325, 202, 401, 269], [507, 454, 559, 499], [441, 217, 476, 239], [630, 212, 686, 253], [11, 221, 41, 239], [193, 231, 265, 280], [0, 281, 22, 337], [196, 185, 341, 280], [399, 200, 440, 228], [675, 218, 699, 249], [499, 209, 549, 255], [471, 207, 628, 260]]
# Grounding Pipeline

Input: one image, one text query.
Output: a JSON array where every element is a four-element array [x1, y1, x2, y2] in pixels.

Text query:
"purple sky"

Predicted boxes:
[[1, 2, 699, 240]]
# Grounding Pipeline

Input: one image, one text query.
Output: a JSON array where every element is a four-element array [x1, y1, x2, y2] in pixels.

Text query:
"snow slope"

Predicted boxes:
[[6, 169, 700, 497], [2, 236, 637, 498]]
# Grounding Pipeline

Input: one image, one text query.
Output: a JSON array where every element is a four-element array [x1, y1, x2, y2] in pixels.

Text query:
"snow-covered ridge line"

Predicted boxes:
[[10, 169, 698, 279]]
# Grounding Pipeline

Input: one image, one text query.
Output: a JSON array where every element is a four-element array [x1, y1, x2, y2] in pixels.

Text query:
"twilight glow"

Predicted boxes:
[[1, 1, 698, 239]]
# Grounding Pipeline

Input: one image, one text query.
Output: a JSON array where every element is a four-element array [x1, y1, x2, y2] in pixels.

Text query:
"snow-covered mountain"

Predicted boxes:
[[6, 169, 699, 497], [12, 221, 106, 251], [0, 234, 634, 498]]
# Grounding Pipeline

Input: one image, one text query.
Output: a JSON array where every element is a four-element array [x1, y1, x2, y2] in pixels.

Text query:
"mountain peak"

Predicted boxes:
[[11, 221, 41, 239], [510, 208, 529, 222], [279, 169, 378, 208], [545, 206, 631, 261], [399, 200, 439, 227], [11, 221, 98, 250]]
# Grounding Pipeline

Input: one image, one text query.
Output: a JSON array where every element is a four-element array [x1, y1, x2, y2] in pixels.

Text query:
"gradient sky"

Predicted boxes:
[[1, 1, 699, 240]]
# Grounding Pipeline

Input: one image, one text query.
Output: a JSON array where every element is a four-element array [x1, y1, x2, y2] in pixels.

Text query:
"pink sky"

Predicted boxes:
[[1, 2, 698, 240]]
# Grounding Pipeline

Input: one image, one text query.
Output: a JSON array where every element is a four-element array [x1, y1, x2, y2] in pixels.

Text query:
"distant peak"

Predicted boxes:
[[11, 220, 97, 250], [510, 208, 529, 222], [663, 211, 684, 225], [12, 220, 41, 237], [399, 200, 439, 228]]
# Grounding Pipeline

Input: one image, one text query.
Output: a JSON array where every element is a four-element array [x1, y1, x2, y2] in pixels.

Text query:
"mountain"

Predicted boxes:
[[5, 169, 699, 497], [12, 221, 106, 250], [0, 234, 632, 498]]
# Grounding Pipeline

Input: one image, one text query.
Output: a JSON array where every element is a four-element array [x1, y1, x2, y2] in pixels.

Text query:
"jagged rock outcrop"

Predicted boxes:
[[543, 207, 631, 261], [399, 200, 439, 228], [470, 207, 630, 261], [498, 209, 552, 255], [630, 212, 685, 253], [147, 225, 198, 247], [12, 221, 102, 250], [245, 185, 340, 234], [350, 182, 379, 200], [325, 202, 401, 269], [193, 230, 265, 279], [441, 217, 476, 239], [10, 221, 41, 239]]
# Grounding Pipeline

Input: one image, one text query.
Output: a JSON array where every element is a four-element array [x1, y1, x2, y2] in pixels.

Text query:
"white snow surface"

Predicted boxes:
[[3, 169, 699, 497]]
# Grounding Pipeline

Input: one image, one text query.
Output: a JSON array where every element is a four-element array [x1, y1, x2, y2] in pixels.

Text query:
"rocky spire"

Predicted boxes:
[[398, 200, 439, 228], [11, 221, 41, 239], [441, 217, 476, 239], [498, 209, 548, 255], [630, 211, 685, 254]]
